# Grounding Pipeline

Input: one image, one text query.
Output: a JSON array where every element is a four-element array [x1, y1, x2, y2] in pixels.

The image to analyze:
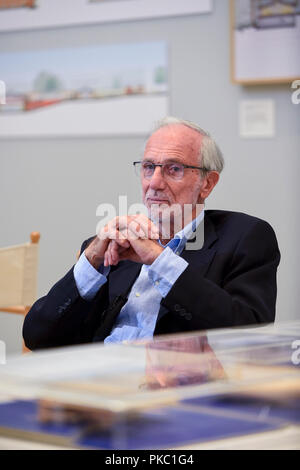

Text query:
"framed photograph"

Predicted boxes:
[[0, 41, 168, 137], [230, 0, 300, 84]]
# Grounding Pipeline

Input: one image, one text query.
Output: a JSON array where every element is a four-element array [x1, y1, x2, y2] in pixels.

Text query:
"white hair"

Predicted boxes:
[[148, 116, 224, 174]]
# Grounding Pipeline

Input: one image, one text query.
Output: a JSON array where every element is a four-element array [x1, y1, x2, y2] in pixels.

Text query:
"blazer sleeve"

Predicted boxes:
[[158, 219, 280, 332], [22, 237, 107, 350]]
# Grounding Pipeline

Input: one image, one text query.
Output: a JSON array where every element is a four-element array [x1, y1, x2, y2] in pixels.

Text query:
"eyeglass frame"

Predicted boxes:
[[133, 161, 210, 180]]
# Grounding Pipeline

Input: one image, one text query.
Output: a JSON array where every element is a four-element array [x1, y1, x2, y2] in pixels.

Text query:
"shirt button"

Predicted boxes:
[[155, 281, 159, 286], [135, 292, 140, 297]]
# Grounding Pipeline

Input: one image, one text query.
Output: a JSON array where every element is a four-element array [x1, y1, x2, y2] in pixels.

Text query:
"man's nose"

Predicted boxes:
[[149, 166, 167, 190]]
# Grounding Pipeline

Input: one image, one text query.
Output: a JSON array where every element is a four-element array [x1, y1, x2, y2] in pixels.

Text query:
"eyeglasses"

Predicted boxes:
[[133, 161, 209, 181]]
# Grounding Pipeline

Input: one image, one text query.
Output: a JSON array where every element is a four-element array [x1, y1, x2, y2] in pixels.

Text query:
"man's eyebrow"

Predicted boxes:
[[143, 157, 183, 164]]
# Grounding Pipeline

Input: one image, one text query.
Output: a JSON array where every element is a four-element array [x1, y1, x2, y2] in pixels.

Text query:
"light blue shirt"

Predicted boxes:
[[74, 212, 204, 343]]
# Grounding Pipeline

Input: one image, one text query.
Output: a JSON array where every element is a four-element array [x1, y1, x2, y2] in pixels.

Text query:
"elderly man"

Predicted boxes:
[[23, 117, 280, 350]]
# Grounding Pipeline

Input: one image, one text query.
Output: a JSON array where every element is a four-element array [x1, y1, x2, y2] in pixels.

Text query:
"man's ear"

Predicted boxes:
[[199, 171, 220, 200]]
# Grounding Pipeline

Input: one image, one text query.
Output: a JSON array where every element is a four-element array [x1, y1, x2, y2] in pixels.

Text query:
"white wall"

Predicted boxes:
[[0, 0, 299, 355]]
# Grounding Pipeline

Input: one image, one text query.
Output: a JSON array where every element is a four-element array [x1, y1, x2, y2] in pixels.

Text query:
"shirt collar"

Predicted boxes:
[[159, 210, 205, 255]]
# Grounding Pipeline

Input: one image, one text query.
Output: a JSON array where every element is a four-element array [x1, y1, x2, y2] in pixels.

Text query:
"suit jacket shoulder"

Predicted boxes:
[[204, 209, 278, 251]]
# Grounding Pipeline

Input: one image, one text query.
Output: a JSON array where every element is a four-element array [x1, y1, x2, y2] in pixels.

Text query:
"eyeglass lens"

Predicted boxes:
[[141, 162, 184, 180]]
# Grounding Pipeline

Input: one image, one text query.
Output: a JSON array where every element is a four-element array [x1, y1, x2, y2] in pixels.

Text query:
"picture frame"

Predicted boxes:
[[230, 0, 300, 85]]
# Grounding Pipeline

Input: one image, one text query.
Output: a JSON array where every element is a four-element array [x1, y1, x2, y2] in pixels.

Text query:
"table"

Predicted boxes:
[[0, 322, 299, 450]]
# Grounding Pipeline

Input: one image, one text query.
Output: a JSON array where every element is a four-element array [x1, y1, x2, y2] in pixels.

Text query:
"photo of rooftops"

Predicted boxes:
[[235, 0, 300, 30]]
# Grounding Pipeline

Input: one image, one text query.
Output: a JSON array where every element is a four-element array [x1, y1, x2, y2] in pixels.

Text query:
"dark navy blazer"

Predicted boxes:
[[23, 210, 280, 350]]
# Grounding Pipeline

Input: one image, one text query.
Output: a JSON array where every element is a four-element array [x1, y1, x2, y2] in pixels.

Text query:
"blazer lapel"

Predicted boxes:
[[108, 260, 142, 303], [181, 213, 218, 275], [157, 214, 218, 322]]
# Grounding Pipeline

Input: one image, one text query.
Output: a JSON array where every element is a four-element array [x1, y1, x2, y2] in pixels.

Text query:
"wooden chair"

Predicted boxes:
[[0, 232, 40, 353]]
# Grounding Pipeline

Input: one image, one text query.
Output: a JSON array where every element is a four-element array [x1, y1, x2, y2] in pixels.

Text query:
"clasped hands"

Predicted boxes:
[[85, 214, 164, 270]]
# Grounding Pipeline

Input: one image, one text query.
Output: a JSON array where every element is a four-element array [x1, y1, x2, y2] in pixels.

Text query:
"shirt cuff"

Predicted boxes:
[[147, 247, 188, 298], [73, 252, 110, 301]]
